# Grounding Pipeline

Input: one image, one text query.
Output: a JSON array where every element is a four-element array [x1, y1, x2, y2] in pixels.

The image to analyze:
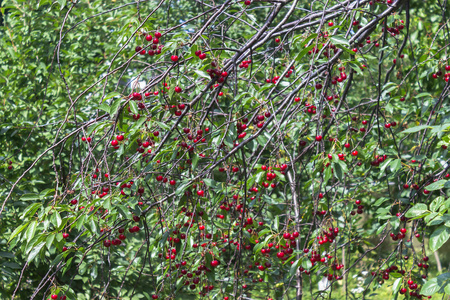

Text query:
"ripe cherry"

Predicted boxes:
[[210, 260, 219, 267]]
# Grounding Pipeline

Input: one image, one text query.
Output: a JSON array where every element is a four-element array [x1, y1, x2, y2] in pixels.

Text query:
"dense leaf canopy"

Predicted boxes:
[[2, 0, 450, 299]]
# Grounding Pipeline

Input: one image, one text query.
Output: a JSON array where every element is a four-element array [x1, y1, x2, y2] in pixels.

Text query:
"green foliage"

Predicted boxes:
[[2, 0, 450, 299]]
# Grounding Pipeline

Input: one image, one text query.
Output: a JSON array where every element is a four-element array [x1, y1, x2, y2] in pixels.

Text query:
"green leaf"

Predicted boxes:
[[430, 197, 445, 212], [324, 166, 332, 184], [58, 0, 66, 10], [103, 92, 121, 102], [193, 70, 210, 79], [117, 205, 132, 220], [330, 35, 350, 46], [110, 98, 124, 116], [98, 103, 110, 114], [392, 278, 402, 294], [213, 169, 227, 182], [390, 159, 402, 172], [420, 278, 439, 296], [289, 259, 300, 277], [429, 226, 450, 251], [405, 203, 428, 218], [27, 242, 46, 263], [191, 154, 199, 171], [203, 178, 217, 188], [376, 223, 387, 234], [8, 223, 28, 243], [21, 193, 40, 201], [402, 125, 432, 134], [333, 162, 343, 181], [129, 101, 139, 115], [26, 220, 38, 243], [426, 180, 447, 191], [295, 45, 314, 62]]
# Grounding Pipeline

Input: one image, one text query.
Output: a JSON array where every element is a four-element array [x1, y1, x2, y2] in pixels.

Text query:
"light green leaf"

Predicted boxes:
[[402, 125, 432, 134], [405, 203, 428, 218], [129, 101, 139, 115], [429, 225, 450, 251], [426, 180, 447, 191], [330, 35, 350, 46], [27, 242, 46, 263], [420, 278, 439, 296]]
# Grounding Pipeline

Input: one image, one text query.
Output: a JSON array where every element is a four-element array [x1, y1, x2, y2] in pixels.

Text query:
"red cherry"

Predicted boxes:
[[171, 55, 179, 62], [315, 135, 322, 141], [210, 260, 219, 267]]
